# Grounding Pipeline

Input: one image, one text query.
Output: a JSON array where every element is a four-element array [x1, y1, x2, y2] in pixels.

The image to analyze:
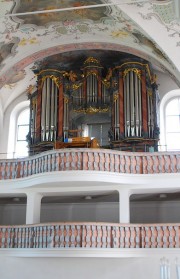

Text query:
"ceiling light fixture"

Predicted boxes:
[[84, 195, 92, 200], [159, 193, 167, 199]]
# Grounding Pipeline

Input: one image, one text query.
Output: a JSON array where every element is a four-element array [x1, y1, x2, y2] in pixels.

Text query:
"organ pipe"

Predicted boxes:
[[45, 77, 50, 141], [41, 79, 46, 141], [138, 77, 142, 137], [135, 73, 139, 137], [126, 73, 130, 137], [124, 76, 127, 137], [130, 71, 135, 137], [54, 85, 58, 140], [50, 80, 54, 129]]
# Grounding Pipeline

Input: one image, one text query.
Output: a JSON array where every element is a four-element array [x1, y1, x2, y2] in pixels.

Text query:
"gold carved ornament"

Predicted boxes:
[[147, 89, 153, 97], [86, 71, 98, 77], [114, 62, 153, 81], [74, 106, 109, 114], [84, 57, 100, 65], [102, 79, 110, 88], [32, 98, 37, 108], [63, 70, 77, 82], [123, 68, 141, 80], [40, 75, 62, 88], [113, 94, 119, 103], [64, 97, 69, 104]]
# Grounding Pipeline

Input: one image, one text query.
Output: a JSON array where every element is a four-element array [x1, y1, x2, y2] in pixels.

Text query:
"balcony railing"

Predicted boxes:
[[0, 222, 179, 249], [0, 149, 179, 180]]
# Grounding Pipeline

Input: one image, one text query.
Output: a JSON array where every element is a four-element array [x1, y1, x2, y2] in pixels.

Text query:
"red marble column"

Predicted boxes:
[[35, 81, 42, 142], [119, 72, 124, 135], [141, 71, 148, 135], [58, 83, 63, 139]]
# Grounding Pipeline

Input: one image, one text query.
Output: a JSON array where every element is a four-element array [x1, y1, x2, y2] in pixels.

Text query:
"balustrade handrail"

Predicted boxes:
[[0, 222, 179, 249], [0, 148, 179, 180]]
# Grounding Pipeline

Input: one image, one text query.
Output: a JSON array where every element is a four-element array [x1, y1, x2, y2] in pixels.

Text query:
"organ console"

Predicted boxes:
[[28, 56, 159, 155]]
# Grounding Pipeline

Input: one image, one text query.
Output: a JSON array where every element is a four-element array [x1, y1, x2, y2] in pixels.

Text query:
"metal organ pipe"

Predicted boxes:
[[32, 100, 37, 143], [87, 75, 90, 103], [114, 94, 117, 140], [148, 92, 154, 138], [94, 75, 98, 103], [147, 92, 151, 138], [102, 83, 106, 104], [124, 70, 143, 138], [138, 78, 142, 137], [124, 76, 127, 138], [150, 96, 154, 137], [45, 78, 51, 141], [135, 73, 139, 137], [63, 97, 68, 140], [126, 73, 130, 137], [116, 94, 119, 140], [41, 79, 46, 141], [130, 71, 135, 137], [50, 80, 54, 141], [54, 85, 58, 140], [92, 74, 94, 102]]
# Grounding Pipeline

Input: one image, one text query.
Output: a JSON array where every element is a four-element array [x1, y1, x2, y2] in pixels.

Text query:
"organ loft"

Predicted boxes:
[[28, 55, 160, 154]]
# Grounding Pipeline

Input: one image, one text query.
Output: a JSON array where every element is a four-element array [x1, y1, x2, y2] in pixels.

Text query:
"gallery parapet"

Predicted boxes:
[[0, 149, 179, 180]]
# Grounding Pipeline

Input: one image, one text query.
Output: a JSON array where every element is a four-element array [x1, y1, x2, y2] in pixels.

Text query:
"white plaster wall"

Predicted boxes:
[[155, 70, 179, 100], [0, 204, 26, 225], [0, 101, 4, 159], [0, 256, 178, 279], [130, 201, 180, 223], [40, 202, 119, 223]]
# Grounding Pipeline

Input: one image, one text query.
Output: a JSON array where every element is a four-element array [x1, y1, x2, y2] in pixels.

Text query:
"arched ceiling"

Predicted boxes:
[[0, 0, 180, 112]]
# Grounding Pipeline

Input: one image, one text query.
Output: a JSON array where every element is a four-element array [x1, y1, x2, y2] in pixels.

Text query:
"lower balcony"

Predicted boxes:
[[0, 222, 179, 249]]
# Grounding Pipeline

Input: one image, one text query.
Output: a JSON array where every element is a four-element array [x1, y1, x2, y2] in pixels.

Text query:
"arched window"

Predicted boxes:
[[15, 109, 30, 158], [160, 90, 180, 151], [165, 98, 180, 151]]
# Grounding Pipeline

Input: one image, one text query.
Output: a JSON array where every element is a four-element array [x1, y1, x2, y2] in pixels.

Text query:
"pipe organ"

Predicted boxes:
[[28, 57, 159, 154]]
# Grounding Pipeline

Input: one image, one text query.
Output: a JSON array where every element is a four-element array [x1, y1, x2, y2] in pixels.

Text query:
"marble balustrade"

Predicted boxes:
[[0, 222, 179, 249]]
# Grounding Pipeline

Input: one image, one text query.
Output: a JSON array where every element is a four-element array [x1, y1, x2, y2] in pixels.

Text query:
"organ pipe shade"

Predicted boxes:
[[41, 77, 58, 142]]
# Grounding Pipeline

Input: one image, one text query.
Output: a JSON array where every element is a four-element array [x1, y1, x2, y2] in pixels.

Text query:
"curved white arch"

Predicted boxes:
[[160, 89, 180, 150]]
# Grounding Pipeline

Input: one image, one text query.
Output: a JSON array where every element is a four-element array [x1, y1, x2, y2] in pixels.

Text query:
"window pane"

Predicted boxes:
[[166, 133, 180, 150], [166, 116, 180, 132], [165, 98, 180, 151], [16, 108, 30, 158], [166, 98, 180, 115], [18, 109, 30, 125], [17, 125, 29, 141]]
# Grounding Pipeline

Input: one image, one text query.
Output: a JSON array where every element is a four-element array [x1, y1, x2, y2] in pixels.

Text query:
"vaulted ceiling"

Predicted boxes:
[[0, 0, 180, 112]]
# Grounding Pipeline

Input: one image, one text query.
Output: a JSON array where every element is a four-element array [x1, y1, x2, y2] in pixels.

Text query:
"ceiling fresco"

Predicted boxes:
[[12, 0, 109, 26], [0, 0, 180, 111]]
